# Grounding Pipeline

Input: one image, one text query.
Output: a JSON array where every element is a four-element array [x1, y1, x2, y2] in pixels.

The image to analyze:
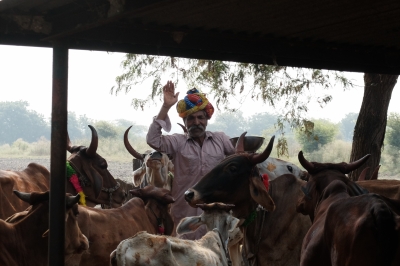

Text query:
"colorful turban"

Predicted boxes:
[[176, 88, 214, 119]]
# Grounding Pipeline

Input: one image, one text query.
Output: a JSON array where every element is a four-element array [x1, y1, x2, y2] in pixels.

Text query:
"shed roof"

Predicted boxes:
[[1, 0, 400, 74]]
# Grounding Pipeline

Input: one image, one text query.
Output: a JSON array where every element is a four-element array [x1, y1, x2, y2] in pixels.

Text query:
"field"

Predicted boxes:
[[0, 157, 134, 183]]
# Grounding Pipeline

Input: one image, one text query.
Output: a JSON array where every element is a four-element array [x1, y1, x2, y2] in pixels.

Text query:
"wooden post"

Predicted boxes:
[[49, 42, 68, 266]]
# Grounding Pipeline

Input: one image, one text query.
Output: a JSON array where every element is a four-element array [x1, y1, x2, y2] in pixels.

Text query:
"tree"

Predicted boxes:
[[94, 121, 118, 139], [0, 101, 49, 144], [295, 119, 339, 153], [207, 110, 247, 138], [386, 112, 400, 149], [339, 112, 358, 142], [111, 55, 352, 156], [247, 112, 278, 136], [349, 74, 398, 181]]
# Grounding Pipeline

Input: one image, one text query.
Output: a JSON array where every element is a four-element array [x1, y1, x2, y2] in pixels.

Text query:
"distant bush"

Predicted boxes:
[[29, 137, 51, 156]]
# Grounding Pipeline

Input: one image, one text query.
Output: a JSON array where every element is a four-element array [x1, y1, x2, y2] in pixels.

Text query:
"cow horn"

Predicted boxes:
[[298, 151, 315, 172], [124, 126, 144, 160], [66, 193, 81, 208], [235, 132, 247, 153], [370, 165, 380, 180], [357, 167, 370, 181], [86, 125, 98, 157], [250, 135, 275, 165], [13, 190, 32, 203], [67, 131, 72, 152], [343, 154, 370, 174], [177, 123, 188, 133]]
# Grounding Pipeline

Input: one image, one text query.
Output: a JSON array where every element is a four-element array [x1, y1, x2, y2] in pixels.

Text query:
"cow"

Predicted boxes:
[[184, 132, 312, 266], [124, 126, 174, 190], [0, 125, 126, 219], [296, 151, 370, 222], [257, 157, 307, 181], [357, 179, 400, 201], [0, 190, 89, 266], [0, 163, 50, 219], [357, 165, 380, 181], [67, 125, 126, 208], [110, 202, 240, 266], [300, 179, 400, 266], [65, 185, 175, 266]]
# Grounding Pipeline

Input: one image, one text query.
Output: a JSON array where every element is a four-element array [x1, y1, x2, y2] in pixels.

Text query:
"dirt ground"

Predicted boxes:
[[0, 157, 133, 182]]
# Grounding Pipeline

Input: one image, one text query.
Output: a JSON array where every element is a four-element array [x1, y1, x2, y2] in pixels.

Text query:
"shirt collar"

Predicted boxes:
[[186, 131, 213, 140]]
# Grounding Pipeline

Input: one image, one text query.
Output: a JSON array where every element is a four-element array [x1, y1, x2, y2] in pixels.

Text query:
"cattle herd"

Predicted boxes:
[[1, 127, 400, 266]]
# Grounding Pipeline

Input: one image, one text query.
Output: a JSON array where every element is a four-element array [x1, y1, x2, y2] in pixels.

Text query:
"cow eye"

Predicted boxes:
[[287, 165, 293, 172], [229, 165, 238, 172]]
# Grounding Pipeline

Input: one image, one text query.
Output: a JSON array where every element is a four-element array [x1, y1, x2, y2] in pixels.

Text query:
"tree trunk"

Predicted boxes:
[[349, 73, 398, 181]]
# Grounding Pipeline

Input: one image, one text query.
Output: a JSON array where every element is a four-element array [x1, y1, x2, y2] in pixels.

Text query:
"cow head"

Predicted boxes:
[[177, 202, 239, 246], [296, 151, 370, 222], [13, 190, 89, 256], [184, 132, 276, 218], [124, 126, 174, 190], [67, 125, 126, 208], [130, 185, 175, 235]]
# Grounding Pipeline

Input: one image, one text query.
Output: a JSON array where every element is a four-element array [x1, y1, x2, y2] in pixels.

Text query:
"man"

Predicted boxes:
[[146, 80, 235, 239]]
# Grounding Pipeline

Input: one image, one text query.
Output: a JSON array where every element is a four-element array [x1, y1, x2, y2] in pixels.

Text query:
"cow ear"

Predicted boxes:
[[249, 177, 275, 212], [227, 214, 240, 233], [82, 163, 103, 199], [176, 216, 203, 235], [132, 164, 146, 187]]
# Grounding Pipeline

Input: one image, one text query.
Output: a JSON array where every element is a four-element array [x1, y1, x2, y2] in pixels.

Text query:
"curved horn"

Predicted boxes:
[[66, 193, 81, 208], [86, 125, 98, 157], [250, 135, 275, 165], [357, 167, 370, 181], [370, 165, 380, 180], [13, 190, 32, 203], [67, 131, 72, 152], [177, 123, 188, 133], [124, 126, 144, 160], [343, 154, 370, 174], [235, 132, 247, 153], [298, 151, 315, 172]]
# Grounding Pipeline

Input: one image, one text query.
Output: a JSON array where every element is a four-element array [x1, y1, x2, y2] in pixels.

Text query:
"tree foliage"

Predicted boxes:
[[207, 110, 247, 138], [0, 101, 49, 144], [339, 112, 358, 141], [386, 112, 400, 148], [295, 119, 339, 153], [94, 121, 119, 139], [111, 55, 353, 156]]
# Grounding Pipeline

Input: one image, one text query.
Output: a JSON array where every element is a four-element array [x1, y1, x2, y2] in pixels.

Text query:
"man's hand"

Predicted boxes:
[[163, 81, 179, 108]]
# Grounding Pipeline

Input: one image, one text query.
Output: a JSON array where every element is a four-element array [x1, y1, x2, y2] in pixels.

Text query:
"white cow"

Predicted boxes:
[[258, 157, 307, 181], [124, 126, 174, 190], [110, 203, 241, 266]]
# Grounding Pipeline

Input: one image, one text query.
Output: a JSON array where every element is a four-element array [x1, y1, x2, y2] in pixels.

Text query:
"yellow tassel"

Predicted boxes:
[[78, 191, 86, 206]]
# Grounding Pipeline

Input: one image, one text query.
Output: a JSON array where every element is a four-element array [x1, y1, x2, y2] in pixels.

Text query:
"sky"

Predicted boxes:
[[1, 44, 400, 134]]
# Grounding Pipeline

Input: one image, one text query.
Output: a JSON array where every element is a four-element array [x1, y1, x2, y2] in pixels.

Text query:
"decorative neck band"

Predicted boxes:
[[66, 161, 86, 206]]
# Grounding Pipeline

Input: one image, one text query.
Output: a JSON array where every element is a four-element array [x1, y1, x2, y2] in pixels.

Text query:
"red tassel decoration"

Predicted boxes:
[[262, 174, 270, 191]]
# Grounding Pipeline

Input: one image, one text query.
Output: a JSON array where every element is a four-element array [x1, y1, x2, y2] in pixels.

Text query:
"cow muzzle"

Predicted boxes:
[[184, 189, 201, 207]]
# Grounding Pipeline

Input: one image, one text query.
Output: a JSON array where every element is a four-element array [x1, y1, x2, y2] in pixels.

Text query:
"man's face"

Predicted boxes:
[[184, 110, 208, 138]]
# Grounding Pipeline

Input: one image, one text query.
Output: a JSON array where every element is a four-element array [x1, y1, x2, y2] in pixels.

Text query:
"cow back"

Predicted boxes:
[[0, 163, 50, 219]]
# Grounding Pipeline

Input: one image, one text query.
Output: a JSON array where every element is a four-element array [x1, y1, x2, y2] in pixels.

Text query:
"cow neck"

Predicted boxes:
[[146, 201, 165, 235], [241, 167, 272, 266]]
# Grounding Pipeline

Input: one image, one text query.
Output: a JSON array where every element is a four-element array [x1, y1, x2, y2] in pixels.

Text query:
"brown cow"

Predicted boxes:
[[184, 132, 312, 266], [124, 126, 174, 190], [0, 163, 50, 219], [0, 190, 89, 266], [300, 179, 400, 266], [357, 179, 400, 201], [67, 125, 126, 208], [296, 151, 370, 222], [65, 185, 175, 266], [0, 125, 126, 219]]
